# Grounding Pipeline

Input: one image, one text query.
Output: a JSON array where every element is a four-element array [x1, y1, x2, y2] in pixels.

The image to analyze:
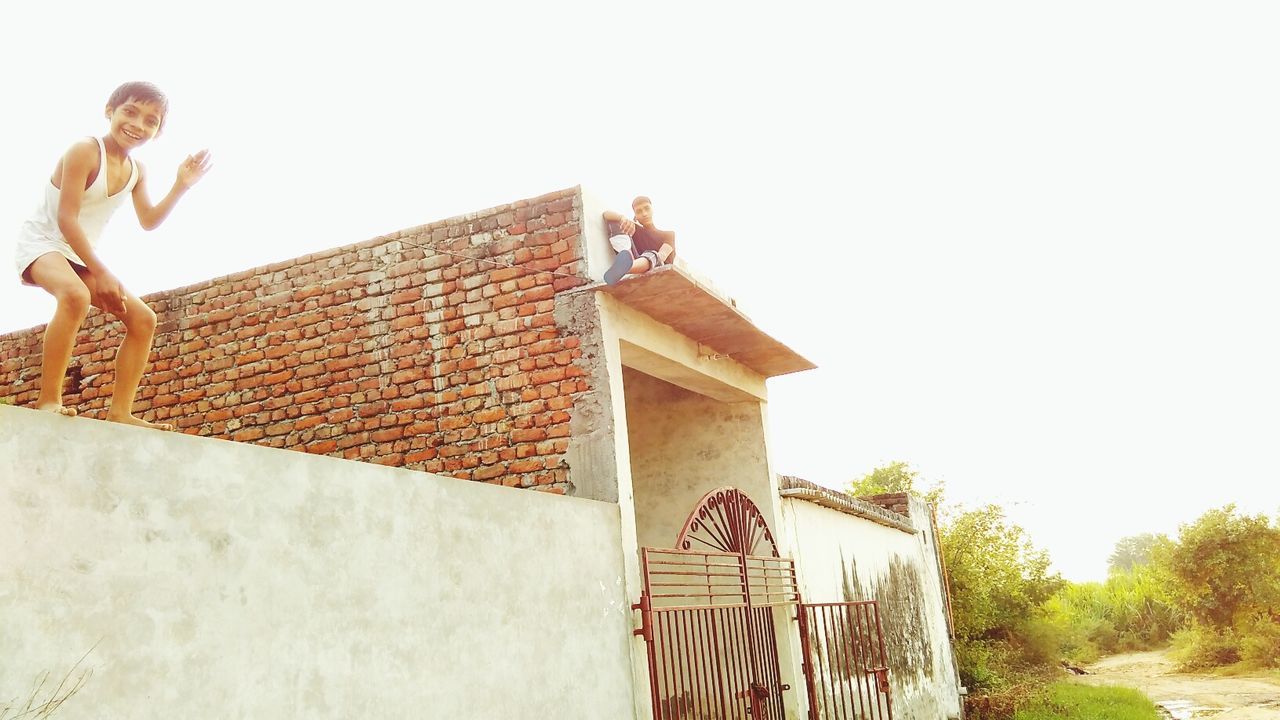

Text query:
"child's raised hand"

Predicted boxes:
[[177, 150, 213, 188]]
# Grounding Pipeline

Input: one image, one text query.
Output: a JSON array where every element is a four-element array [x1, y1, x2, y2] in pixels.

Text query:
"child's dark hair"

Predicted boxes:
[[107, 81, 169, 131], [632, 195, 652, 208]]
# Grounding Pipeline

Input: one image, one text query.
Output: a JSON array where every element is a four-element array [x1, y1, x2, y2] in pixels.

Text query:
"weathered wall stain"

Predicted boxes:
[[872, 556, 936, 682]]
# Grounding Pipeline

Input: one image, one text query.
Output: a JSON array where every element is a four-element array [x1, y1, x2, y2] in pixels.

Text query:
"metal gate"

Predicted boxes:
[[797, 601, 893, 719], [634, 487, 799, 720]]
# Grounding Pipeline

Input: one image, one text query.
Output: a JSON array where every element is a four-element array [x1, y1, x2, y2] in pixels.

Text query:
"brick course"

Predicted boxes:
[[0, 188, 591, 493]]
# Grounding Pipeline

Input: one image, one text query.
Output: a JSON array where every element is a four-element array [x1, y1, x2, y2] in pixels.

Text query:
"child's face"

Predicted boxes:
[[632, 200, 654, 226], [105, 97, 164, 150]]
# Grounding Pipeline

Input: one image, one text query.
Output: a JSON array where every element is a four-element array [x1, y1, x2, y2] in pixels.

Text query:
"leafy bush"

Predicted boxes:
[[1238, 614, 1280, 669], [1170, 624, 1241, 670]]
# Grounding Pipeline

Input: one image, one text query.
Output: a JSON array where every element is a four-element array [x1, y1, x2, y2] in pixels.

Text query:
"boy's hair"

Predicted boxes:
[[107, 81, 169, 131], [631, 195, 652, 208]]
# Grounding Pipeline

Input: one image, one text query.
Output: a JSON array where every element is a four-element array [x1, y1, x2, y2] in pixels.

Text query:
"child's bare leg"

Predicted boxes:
[[633, 244, 675, 274], [101, 293, 170, 431], [26, 254, 91, 417]]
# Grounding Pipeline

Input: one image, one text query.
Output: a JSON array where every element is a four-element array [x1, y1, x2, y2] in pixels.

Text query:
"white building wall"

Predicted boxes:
[[780, 496, 963, 719], [0, 405, 636, 720]]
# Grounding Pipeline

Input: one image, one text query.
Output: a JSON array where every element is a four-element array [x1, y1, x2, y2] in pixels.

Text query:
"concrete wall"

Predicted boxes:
[[780, 495, 963, 719], [621, 367, 773, 552], [0, 405, 636, 720]]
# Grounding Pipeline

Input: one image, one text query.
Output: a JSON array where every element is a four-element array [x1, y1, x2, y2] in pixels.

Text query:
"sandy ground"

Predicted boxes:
[[1076, 650, 1280, 719]]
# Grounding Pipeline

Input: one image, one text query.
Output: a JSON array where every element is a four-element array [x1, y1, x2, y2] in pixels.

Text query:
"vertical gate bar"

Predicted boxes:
[[852, 603, 876, 720], [854, 604, 875, 720], [660, 607, 670, 717], [840, 604, 861, 720], [731, 604, 751, 719], [645, 597, 665, 712], [639, 550, 661, 720], [872, 602, 893, 719], [768, 607, 778, 717], [863, 604, 885, 720], [688, 608, 709, 719], [694, 608, 711, 719], [865, 603, 885, 720], [725, 605, 742, 719], [676, 609, 694, 719], [827, 605, 848, 720], [755, 606, 771, 720], [797, 605, 819, 720], [819, 608, 835, 720], [763, 608, 785, 720], [860, 602, 880, 712], [701, 609, 719, 719], [703, 555, 726, 719], [740, 555, 761, 675], [820, 605, 844, 720], [847, 604, 866, 720], [696, 608, 715, 719], [684, 609, 700, 720], [842, 604, 868, 720], [706, 606, 728, 719], [739, 552, 765, 720], [664, 609, 682, 720], [867, 603, 887, 720], [696, 555, 714, 719], [671, 610, 688, 720]]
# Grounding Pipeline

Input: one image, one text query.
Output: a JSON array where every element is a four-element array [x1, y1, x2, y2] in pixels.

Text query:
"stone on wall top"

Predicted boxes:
[[778, 475, 916, 533]]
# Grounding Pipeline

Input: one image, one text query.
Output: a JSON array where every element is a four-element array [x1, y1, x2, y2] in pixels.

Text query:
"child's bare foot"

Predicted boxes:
[[106, 413, 175, 432], [34, 402, 77, 417]]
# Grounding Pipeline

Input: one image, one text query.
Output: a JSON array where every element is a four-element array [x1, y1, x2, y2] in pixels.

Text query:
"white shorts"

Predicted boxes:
[[14, 236, 87, 286]]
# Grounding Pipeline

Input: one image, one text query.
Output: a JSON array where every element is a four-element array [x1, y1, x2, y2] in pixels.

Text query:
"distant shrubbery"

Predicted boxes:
[[850, 463, 1280, 720], [1046, 505, 1279, 674], [1045, 562, 1182, 663]]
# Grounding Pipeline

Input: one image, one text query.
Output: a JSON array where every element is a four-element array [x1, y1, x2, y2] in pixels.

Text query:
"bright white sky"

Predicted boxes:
[[2, 1, 1277, 582]]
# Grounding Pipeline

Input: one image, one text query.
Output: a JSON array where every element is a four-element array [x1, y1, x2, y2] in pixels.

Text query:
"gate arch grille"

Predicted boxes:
[[634, 488, 798, 720]]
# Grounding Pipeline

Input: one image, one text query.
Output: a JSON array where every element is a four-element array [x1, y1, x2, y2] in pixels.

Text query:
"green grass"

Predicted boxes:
[[1012, 683, 1161, 720]]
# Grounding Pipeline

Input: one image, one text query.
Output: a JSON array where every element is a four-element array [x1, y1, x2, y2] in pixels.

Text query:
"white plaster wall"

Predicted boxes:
[[781, 498, 963, 720], [622, 367, 773, 551], [0, 405, 636, 720]]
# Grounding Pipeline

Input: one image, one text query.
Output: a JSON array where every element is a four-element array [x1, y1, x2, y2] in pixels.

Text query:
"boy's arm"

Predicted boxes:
[[602, 209, 636, 235], [56, 141, 126, 312], [132, 150, 212, 230]]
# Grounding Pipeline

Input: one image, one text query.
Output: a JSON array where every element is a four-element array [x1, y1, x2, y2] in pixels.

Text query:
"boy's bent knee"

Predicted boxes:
[[125, 303, 158, 333], [54, 286, 92, 315]]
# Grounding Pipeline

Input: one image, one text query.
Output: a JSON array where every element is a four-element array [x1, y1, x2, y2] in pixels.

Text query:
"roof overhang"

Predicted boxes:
[[595, 265, 815, 378]]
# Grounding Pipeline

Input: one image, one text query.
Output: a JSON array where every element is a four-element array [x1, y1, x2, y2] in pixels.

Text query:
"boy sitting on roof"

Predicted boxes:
[[602, 196, 675, 285]]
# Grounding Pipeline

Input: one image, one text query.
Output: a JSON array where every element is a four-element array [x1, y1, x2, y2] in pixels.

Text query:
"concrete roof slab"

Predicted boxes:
[[591, 265, 816, 378]]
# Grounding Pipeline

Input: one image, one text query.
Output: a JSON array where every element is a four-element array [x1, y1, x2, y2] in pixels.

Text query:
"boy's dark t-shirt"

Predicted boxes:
[[631, 225, 675, 259]]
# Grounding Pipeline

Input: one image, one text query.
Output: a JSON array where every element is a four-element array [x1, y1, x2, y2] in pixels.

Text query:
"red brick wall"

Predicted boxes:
[[0, 187, 592, 493]]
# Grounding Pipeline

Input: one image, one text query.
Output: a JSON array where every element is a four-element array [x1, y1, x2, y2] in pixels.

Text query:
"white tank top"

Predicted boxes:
[[17, 136, 138, 266]]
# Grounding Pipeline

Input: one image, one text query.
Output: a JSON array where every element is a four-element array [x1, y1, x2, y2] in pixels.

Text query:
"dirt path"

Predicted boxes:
[[1076, 650, 1280, 719]]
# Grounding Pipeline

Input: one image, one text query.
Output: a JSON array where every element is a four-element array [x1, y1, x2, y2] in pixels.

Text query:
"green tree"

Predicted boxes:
[[943, 504, 1063, 642], [1107, 533, 1165, 575], [941, 504, 1065, 692], [1164, 505, 1280, 629], [846, 461, 944, 505]]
